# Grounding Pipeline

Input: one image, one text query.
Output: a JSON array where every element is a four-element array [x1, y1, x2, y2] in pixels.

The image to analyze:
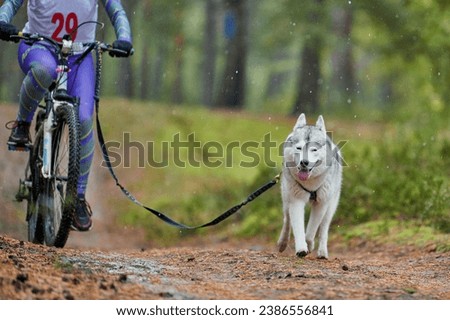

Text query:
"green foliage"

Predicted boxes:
[[338, 108, 450, 233], [101, 100, 449, 246]]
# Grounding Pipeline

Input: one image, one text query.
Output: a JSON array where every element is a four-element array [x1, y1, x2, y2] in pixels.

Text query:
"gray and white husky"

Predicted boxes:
[[277, 113, 342, 259]]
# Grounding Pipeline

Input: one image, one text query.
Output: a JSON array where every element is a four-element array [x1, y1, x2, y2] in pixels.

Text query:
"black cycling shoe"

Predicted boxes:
[[71, 196, 93, 232], [6, 120, 31, 151]]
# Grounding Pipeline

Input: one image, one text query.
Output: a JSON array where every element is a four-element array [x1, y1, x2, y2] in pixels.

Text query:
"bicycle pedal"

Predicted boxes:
[[8, 144, 31, 152], [15, 179, 31, 202]]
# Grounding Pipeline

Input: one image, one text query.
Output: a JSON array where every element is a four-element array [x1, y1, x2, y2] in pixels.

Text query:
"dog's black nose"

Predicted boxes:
[[300, 160, 309, 168]]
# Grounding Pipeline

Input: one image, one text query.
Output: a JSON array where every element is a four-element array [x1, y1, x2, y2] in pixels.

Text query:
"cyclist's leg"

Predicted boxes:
[[17, 41, 57, 122], [8, 42, 57, 148], [67, 53, 95, 231], [67, 54, 95, 198]]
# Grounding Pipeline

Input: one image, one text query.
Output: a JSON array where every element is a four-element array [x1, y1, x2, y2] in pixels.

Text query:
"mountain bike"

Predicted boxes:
[[11, 31, 126, 248]]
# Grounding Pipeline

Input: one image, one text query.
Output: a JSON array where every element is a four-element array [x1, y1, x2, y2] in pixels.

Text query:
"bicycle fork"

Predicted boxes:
[[42, 60, 70, 179], [41, 106, 55, 179]]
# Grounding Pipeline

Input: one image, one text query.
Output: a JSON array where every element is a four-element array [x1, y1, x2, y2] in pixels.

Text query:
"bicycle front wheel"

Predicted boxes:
[[27, 126, 45, 244], [41, 103, 80, 248]]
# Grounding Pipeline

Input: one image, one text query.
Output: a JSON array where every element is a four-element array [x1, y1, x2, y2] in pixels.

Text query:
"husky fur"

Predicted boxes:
[[277, 113, 342, 259]]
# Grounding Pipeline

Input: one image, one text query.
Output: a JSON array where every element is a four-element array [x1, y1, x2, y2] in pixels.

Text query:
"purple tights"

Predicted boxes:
[[17, 41, 95, 196]]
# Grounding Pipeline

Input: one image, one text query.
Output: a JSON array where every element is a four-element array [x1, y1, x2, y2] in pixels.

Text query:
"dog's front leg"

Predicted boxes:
[[289, 200, 308, 257], [306, 202, 328, 256], [317, 194, 340, 259]]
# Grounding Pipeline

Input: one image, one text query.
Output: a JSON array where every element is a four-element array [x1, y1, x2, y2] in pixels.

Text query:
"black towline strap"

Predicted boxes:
[[93, 48, 279, 229], [94, 109, 279, 229]]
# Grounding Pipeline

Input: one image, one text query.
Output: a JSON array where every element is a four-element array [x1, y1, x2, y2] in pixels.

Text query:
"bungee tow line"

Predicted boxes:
[[93, 48, 280, 230]]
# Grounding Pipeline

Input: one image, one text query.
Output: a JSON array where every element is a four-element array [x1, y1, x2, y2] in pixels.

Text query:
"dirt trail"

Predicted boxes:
[[0, 103, 449, 300], [0, 235, 449, 300]]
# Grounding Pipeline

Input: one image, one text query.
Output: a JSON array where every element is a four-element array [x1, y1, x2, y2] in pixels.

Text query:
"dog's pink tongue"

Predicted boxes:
[[297, 171, 309, 181]]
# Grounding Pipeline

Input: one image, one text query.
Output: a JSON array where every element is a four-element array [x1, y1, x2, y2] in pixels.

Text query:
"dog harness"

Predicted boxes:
[[298, 182, 318, 202]]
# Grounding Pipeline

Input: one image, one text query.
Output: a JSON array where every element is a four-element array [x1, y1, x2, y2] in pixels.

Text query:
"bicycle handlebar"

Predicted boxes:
[[10, 32, 133, 58]]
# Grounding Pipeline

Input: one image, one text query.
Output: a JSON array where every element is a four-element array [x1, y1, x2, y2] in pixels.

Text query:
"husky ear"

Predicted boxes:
[[316, 115, 326, 132], [294, 113, 307, 130]]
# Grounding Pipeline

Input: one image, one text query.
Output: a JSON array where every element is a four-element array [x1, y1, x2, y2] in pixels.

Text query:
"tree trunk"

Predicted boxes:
[[172, 33, 185, 104], [331, 5, 355, 106], [140, 45, 151, 100], [139, 1, 152, 101], [265, 51, 289, 100], [117, 55, 134, 98], [150, 46, 167, 100], [291, 0, 324, 116], [202, 0, 219, 107], [116, 0, 135, 99], [216, 0, 248, 109]]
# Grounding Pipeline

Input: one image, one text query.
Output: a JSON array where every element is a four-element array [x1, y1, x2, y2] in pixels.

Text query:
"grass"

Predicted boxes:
[[96, 98, 449, 247], [337, 219, 450, 253], [53, 257, 74, 273]]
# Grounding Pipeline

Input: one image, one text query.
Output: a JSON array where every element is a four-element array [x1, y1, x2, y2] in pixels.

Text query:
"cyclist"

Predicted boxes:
[[0, 0, 133, 232]]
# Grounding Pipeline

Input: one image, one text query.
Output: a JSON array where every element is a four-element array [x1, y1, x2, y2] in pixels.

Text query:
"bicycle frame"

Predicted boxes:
[[41, 38, 78, 179]]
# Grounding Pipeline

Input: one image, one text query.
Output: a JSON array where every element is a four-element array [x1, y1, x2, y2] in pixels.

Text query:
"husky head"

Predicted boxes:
[[284, 113, 330, 182]]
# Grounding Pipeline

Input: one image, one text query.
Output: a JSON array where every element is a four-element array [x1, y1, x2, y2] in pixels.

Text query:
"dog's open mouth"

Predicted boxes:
[[296, 160, 321, 181], [297, 169, 311, 181]]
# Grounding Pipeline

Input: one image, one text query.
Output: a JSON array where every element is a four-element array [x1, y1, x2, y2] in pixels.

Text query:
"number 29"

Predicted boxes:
[[51, 12, 78, 41]]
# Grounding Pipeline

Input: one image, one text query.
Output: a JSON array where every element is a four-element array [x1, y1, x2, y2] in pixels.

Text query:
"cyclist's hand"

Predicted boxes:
[[110, 40, 133, 58], [0, 22, 19, 42]]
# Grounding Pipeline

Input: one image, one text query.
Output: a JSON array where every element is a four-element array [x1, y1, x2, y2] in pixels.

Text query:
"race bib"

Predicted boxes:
[[24, 0, 98, 42]]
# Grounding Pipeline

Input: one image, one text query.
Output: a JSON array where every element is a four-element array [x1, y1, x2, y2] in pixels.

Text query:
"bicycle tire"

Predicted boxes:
[[27, 126, 45, 244], [41, 103, 80, 248]]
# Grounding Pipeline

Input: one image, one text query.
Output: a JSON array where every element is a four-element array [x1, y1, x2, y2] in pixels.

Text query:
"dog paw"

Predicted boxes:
[[317, 248, 328, 259], [296, 250, 308, 258]]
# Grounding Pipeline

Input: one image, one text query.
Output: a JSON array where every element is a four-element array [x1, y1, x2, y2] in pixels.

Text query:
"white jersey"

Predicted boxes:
[[23, 0, 98, 42]]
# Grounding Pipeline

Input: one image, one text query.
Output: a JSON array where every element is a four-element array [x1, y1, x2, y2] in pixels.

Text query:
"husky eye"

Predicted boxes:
[[311, 147, 318, 152], [296, 146, 302, 151]]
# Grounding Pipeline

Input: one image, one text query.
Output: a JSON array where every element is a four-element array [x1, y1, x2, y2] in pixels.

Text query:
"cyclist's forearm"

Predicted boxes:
[[0, 0, 24, 23], [101, 0, 132, 43]]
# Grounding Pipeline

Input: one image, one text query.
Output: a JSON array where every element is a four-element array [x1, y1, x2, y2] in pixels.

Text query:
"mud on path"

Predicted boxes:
[[0, 103, 449, 300]]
